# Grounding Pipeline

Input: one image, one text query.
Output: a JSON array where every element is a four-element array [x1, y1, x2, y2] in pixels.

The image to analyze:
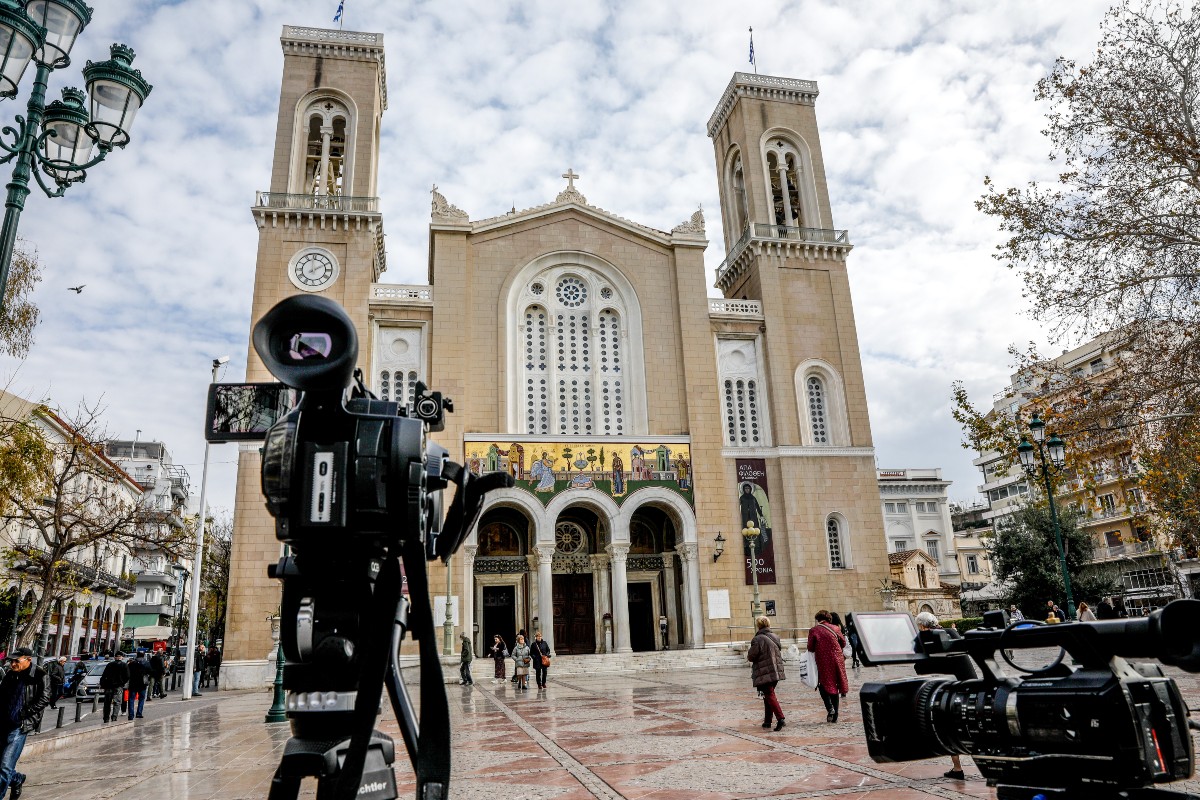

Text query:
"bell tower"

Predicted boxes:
[[224, 26, 388, 667], [707, 73, 889, 617]]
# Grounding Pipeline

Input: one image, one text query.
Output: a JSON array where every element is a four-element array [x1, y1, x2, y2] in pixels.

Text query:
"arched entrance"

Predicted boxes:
[[550, 509, 602, 654], [474, 507, 531, 653]]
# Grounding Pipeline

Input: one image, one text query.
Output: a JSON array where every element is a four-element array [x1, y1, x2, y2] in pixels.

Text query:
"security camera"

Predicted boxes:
[[214, 355, 231, 367]]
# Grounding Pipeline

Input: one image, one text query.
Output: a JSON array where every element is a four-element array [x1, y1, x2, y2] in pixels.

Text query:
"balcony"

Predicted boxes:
[[1090, 539, 1158, 563], [708, 299, 762, 318], [12, 543, 136, 597], [715, 223, 851, 291], [371, 284, 433, 305], [254, 191, 379, 213]]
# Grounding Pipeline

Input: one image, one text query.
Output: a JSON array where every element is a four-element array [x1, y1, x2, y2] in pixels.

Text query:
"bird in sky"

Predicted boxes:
[[67, 285, 85, 293]]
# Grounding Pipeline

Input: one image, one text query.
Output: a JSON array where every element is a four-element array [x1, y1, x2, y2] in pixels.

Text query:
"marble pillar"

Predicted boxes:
[[607, 543, 632, 653], [678, 543, 703, 648], [462, 545, 477, 649], [535, 545, 556, 652]]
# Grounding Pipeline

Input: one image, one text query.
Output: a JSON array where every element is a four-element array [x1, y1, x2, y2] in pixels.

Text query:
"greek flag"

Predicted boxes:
[[333, 0, 344, 23], [748, 28, 755, 65]]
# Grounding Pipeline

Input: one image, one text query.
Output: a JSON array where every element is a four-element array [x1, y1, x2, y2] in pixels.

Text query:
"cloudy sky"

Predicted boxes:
[[0, 0, 1117, 516]]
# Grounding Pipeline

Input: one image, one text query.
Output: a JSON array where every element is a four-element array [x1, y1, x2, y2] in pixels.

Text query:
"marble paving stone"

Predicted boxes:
[[9, 661, 1200, 799]]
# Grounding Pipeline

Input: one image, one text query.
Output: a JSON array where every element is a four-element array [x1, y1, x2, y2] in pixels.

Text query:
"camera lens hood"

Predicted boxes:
[[253, 295, 358, 392]]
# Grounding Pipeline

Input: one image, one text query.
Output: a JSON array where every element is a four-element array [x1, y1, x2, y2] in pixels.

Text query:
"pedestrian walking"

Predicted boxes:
[[206, 645, 222, 690], [844, 616, 861, 668], [511, 634, 531, 691], [0, 647, 50, 799], [747, 616, 787, 731], [148, 650, 166, 698], [67, 661, 87, 698], [1046, 600, 1065, 621], [529, 632, 552, 689], [47, 656, 65, 709], [511, 629, 527, 683], [1097, 596, 1116, 620], [489, 635, 507, 682], [915, 611, 978, 780], [191, 644, 206, 696], [1077, 601, 1097, 622], [805, 610, 849, 723], [126, 651, 149, 720], [458, 634, 474, 685], [1007, 605, 1024, 622], [99, 652, 129, 723]]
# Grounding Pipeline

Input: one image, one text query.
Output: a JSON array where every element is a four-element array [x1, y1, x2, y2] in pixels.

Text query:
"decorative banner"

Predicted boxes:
[[463, 441, 693, 507], [736, 459, 777, 585]]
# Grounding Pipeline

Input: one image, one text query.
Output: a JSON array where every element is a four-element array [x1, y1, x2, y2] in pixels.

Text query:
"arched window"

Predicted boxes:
[[289, 91, 358, 197], [796, 361, 850, 447], [727, 151, 749, 236], [375, 326, 423, 411], [807, 376, 829, 444], [827, 516, 846, 569], [766, 147, 802, 228], [507, 253, 646, 435], [520, 277, 629, 434]]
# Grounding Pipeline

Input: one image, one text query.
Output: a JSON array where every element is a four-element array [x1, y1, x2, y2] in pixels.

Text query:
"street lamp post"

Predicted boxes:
[[1017, 412, 1076, 621], [182, 356, 228, 699], [443, 557, 454, 657], [170, 565, 187, 691], [0, 0, 153, 311], [742, 520, 764, 624]]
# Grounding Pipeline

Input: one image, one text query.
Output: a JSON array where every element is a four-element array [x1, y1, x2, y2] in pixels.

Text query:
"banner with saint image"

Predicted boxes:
[[736, 459, 776, 585]]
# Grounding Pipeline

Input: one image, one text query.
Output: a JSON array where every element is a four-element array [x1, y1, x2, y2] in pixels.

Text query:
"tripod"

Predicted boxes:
[[267, 541, 451, 800]]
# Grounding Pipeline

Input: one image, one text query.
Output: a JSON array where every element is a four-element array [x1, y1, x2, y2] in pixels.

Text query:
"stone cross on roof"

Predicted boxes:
[[556, 168, 586, 205]]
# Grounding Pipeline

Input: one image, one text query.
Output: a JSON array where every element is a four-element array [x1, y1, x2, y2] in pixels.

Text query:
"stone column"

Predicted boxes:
[[592, 554, 611, 653], [462, 545, 477, 650], [535, 545, 556, 652], [317, 127, 333, 196], [777, 162, 794, 228], [607, 543, 632, 653], [678, 543, 703, 649], [662, 553, 679, 648]]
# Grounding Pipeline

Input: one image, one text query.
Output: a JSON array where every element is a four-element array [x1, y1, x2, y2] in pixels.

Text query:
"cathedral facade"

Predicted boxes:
[[223, 25, 889, 681]]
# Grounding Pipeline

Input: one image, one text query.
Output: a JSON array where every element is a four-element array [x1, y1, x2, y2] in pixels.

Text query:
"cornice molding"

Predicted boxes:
[[707, 72, 820, 138], [720, 446, 875, 459], [280, 26, 388, 110]]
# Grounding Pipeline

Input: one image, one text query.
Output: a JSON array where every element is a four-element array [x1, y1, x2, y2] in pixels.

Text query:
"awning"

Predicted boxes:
[[131, 625, 173, 639]]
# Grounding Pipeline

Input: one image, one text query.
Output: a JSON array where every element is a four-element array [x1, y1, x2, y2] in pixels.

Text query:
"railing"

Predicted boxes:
[[716, 223, 851, 285], [372, 284, 433, 302], [255, 191, 379, 213], [282, 27, 383, 45], [1093, 539, 1156, 561], [708, 299, 762, 317]]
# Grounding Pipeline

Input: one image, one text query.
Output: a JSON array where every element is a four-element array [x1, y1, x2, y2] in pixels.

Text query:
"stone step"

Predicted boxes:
[[426, 646, 755, 683]]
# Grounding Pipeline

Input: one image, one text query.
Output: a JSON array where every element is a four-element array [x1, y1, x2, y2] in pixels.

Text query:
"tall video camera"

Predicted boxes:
[[852, 601, 1200, 800], [250, 294, 513, 800]]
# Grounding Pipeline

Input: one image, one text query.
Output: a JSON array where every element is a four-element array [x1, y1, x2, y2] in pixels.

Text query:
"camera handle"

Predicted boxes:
[[995, 786, 1200, 799]]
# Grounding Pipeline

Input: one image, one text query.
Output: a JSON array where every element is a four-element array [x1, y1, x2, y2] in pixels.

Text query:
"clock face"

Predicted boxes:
[[293, 252, 336, 289]]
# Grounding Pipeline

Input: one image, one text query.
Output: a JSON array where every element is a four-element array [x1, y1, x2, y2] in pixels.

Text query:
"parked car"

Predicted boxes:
[[72, 660, 110, 697]]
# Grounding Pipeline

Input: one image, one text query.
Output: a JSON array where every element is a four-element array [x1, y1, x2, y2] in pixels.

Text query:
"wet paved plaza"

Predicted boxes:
[[14, 661, 1200, 799]]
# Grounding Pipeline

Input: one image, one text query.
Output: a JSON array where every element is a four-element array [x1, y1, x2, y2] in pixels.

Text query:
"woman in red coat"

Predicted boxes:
[[806, 609, 849, 722]]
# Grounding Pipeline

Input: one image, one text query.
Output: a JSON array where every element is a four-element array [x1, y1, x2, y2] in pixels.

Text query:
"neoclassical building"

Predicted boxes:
[[224, 25, 890, 681]]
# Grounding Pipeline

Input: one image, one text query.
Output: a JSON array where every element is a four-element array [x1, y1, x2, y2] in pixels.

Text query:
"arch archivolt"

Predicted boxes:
[[615, 487, 698, 546], [470, 488, 549, 546], [758, 126, 823, 229], [543, 490, 622, 545]]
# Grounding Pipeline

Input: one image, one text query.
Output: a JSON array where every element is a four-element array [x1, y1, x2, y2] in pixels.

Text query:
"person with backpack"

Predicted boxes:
[[126, 651, 150, 720], [458, 634, 474, 686], [148, 650, 166, 698], [205, 645, 222, 690]]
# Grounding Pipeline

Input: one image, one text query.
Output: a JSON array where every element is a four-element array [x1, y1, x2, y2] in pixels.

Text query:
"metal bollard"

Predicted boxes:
[[55, 706, 65, 729], [75, 699, 83, 723], [91, 695, 98, 715]]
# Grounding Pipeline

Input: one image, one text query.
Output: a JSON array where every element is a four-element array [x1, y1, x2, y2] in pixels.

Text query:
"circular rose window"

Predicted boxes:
[[555, 521, 586, 554], [556, 277, 587, 308]]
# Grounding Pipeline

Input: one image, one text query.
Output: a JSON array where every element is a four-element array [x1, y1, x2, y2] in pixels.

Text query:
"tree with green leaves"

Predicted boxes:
[[989, 503, 1121, 618], [199, 514, 232, 647]]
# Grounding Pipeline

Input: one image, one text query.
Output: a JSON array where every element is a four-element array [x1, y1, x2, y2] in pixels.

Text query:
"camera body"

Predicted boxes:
[[853, 602, 1200, 798]]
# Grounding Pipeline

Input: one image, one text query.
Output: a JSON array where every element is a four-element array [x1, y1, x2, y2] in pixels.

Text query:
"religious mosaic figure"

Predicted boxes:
[[676, 457, 691, 490], [611, 453, 626, 496], [530, 451, 557, 493], [739, 481, 772, 550], [507, 443, 524, 479]]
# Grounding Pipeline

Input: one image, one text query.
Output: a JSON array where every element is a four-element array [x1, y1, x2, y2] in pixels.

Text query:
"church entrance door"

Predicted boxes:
[[552, 574, 595, 654], [628, 582, 655, 652], [481, 585, 516, 653]]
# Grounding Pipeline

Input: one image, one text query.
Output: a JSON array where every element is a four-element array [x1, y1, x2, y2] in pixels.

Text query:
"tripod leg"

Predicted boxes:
[[267, 766, 302, 800]]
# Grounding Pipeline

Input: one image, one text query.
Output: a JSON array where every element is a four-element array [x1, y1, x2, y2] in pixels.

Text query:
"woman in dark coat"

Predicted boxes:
[[806, 609, 850, 722], [489, 635, 507, 682], [747, 616, 787, 731]]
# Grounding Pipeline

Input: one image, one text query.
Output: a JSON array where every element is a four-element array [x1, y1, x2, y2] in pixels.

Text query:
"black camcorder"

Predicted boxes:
[[853, 601, 1200, 800], [252, 294, 512, 800]]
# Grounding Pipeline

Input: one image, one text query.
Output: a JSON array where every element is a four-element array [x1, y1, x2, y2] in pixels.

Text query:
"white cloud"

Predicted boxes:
[[0, 0, 1116, 517]]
